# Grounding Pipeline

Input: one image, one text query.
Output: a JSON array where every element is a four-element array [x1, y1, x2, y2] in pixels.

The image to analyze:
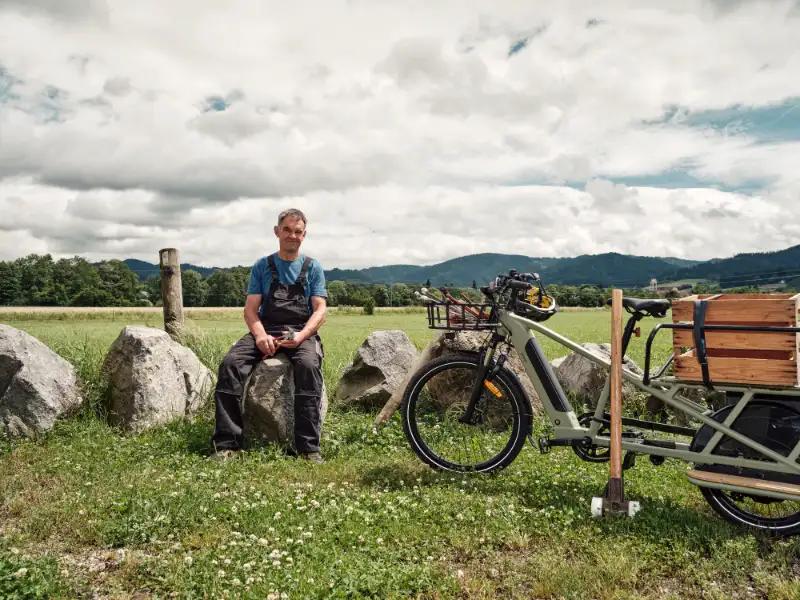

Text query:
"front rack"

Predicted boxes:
[[426, 302, 498, 331]]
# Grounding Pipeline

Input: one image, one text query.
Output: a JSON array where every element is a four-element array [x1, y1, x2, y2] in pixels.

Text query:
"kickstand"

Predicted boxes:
[[622, 451, 637, 472]]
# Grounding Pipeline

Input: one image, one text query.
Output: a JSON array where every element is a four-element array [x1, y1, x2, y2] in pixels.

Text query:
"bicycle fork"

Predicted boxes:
[[459, 341, 505, 425]]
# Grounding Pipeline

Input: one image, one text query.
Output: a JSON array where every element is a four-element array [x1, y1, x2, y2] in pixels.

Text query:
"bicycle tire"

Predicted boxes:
[[699, 488, 800, 537], [691, 399, 800, 536], [400, 353, 532, 473]]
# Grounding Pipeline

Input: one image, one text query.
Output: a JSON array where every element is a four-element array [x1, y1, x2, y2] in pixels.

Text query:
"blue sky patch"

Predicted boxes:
[[203, 95, 229, 112], [607, 172, 768, 194], [651, 97, 800, 144]]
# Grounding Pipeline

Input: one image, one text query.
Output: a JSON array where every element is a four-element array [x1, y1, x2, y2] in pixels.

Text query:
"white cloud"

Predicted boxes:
[[0, 0, 799, 270]]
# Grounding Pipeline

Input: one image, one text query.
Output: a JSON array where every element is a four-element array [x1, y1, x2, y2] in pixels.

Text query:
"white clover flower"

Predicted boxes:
[[377, 538, 383, 544], [232, 578, 241, 586], [13, 568, 28, 578], [258, 538, 269, 546], [184, 556, 193, 566], [217, 570, 226, 577], [273, 512, 281, 520], [272, 560, 281, 566]]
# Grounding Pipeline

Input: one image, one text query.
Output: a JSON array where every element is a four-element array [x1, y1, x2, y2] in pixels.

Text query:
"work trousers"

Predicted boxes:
[[211, 332, 324, 453]]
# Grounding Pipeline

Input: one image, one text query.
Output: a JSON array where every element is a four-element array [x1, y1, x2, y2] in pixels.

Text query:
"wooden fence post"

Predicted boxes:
[[159, 248, 184, 338]]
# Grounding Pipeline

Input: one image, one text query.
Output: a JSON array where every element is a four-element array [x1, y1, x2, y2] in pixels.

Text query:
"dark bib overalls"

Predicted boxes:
[[212, 254, 324, 454]]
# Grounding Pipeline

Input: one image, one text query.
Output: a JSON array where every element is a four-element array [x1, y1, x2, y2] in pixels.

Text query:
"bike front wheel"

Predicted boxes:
[[400, 353, 532, 473]]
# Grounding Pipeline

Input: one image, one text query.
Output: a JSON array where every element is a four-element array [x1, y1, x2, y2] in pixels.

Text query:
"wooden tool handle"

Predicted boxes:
[[609, 289, 624, 483]]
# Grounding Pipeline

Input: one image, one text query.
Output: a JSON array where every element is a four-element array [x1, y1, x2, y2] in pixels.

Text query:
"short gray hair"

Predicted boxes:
[[277, 208, 307, 227]]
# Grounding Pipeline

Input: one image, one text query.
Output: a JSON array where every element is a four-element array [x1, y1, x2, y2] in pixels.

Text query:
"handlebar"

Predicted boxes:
[[478, 269, 558, 321], [507, 279, 532, 291]]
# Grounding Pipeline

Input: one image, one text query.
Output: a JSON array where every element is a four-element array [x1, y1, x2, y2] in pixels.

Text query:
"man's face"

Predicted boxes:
[[274, 217, 306, 252]]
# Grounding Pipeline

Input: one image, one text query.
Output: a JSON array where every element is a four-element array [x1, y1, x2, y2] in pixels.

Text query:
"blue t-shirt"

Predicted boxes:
[[246, 253, 327, 316]]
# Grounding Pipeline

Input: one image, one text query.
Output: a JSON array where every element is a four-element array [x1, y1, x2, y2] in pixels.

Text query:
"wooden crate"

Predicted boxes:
[[671, 293, 800, 387]]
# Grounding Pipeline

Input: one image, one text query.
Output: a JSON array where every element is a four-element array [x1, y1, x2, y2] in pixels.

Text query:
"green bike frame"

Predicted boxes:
[[495, 309, 800, 500]]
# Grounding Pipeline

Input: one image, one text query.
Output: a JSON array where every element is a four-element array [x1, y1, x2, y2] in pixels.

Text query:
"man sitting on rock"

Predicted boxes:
[[210, 208, 328, 463]]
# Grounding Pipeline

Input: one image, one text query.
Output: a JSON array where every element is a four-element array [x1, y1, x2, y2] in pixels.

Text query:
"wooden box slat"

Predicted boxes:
[[672, 329, 797, 352], [670, 293, 800, 388], [674, 350, 798, 387]]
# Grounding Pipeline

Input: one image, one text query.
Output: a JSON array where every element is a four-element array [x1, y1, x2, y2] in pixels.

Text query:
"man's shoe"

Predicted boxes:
[[208, 449, 239, 461], [299, 452, 325, 464]]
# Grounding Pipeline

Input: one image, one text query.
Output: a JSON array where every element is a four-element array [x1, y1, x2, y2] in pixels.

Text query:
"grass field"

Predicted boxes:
[[1, 309, 799, 599]]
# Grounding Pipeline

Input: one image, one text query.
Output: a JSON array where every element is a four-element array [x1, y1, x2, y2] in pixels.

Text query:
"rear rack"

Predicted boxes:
[[426, 302, 498, 331], [644, 322, 800, 387]]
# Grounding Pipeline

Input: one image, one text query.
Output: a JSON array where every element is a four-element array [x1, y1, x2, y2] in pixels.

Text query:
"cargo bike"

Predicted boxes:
[[400, 270, 800, 535]]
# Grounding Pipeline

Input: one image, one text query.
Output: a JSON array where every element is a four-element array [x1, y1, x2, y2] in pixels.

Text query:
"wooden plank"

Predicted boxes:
[[672, 298, 797, 324], [687, 469, 800, 498], [674, 350, 798, 387], [672, 329, 797, 351]]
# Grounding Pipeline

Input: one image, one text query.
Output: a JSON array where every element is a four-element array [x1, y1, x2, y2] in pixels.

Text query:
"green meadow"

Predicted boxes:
[[1, 308, 798, 599]]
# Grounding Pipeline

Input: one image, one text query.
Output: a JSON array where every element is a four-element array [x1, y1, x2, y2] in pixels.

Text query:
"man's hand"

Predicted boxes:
[[255, 334, 280, 357], [275, 329, 308, 349]]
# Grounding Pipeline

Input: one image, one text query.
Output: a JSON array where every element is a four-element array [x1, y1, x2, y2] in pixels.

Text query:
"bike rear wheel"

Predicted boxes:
[[401, 353, 531, 473], [699, 487, 800, 536], [691, 399, 800, 536]]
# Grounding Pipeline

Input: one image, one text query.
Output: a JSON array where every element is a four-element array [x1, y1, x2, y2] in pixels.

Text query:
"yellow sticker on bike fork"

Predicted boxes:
[[484, 380, 503, 398]]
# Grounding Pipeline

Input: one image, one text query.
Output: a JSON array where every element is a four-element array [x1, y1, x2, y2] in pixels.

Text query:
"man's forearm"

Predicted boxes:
[[244, 308, 268, 340], [300, 308, 326, 339]]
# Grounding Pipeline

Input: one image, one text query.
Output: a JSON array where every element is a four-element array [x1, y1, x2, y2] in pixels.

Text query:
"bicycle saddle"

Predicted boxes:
[[605, 297, 671, 317]]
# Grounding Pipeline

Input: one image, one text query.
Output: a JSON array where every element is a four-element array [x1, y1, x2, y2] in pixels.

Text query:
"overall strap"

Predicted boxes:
[[693, 299, 713, 389], [295, 256, 313, 286], [267, 254, 280, 281]]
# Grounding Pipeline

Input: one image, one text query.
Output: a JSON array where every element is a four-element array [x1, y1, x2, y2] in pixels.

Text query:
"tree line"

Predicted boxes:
[[0, 254, 787, 309]]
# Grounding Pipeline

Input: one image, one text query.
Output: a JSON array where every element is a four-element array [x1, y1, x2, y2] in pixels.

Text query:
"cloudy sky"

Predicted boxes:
[[1, 0, 799, 270]]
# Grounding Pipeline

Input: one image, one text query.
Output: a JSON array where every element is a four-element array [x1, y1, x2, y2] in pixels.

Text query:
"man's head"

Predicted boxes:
[[274, 209, 307, 255]]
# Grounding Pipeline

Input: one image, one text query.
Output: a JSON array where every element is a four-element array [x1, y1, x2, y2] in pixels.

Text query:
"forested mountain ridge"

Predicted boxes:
[[662, 244, 800, 288], [123, 252, 701, 287]]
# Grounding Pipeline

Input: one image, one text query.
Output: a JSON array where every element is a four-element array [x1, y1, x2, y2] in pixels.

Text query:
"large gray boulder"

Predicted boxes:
[[102, 326, 213, 432], [551, 343, 644, 410], [336, 330, 418, 410], [0, 325, 83, 438], [242, 354, 329, 451]]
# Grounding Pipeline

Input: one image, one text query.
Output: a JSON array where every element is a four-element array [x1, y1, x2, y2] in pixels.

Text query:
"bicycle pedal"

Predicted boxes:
[[537, 436, 551, 454]]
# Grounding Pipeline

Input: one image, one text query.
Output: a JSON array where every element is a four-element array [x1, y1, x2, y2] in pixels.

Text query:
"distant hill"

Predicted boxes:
[[326, 252, 702, 287], [120, 244, 799, 289], [123, 259, 222, 280], [662, 244, 800, 288]]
